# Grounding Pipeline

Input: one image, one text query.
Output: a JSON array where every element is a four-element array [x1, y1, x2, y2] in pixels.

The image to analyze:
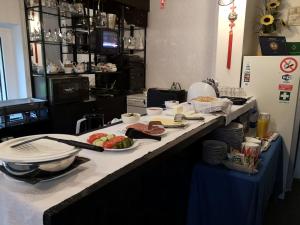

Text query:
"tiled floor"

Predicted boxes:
[[264, 179, 300, 225]]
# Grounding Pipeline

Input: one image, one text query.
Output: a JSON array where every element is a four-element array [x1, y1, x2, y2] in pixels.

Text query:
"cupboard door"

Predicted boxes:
[[96, 96, 126, 123]]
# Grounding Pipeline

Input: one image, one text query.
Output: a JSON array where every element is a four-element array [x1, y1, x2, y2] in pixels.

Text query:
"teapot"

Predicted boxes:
[[73, 62, 86, 73], [47, 62, 60, 74], [60, 60, 73, 74]]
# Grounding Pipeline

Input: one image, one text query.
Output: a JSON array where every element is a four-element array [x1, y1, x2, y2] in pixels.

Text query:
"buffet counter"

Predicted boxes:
[[0, 99, 256, 225]]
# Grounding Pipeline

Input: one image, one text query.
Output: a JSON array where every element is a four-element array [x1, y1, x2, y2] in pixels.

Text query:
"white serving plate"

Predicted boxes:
[[0, 134, 80, 163], [103, 141, 139, 152]]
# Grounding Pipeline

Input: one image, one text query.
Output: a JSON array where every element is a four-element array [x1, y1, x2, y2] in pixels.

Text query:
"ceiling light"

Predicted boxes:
[[218, 0, 234, 6]]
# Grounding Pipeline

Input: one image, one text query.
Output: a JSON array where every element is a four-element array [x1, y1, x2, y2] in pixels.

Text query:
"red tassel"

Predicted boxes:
[[227, 30, 233, 70], [160, 0, 165, 9]]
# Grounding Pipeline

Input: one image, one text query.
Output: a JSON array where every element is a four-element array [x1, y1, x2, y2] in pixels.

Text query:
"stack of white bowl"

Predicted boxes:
[[202, 140, 228, 165]]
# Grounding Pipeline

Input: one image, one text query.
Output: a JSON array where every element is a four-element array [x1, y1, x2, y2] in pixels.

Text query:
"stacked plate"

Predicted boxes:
[[0, 134, 81, 177], [202, 140, 228, 165], [211, 122, 244, 150]]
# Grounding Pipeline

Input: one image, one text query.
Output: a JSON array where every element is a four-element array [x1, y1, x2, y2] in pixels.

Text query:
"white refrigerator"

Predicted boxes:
[[241, 56, 300, 194]]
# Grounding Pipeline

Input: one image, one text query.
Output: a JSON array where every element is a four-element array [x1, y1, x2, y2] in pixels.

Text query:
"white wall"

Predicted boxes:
[[242, 0, 261, 56], [146, 0, 219, 90], [280, 0, 300, 42], [0, 0, 31, 99], [215, 0, 247, 87]]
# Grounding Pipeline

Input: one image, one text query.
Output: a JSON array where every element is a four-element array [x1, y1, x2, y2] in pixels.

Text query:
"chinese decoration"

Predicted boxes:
[[227, 2, 238, 70], [160, 0, 166, 9], [257, 0, 286, 34]]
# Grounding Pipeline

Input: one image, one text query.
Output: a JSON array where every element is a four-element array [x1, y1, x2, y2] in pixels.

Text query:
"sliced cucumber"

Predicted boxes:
[[92, 139, 104, 147], [100, 136, 108, 142]]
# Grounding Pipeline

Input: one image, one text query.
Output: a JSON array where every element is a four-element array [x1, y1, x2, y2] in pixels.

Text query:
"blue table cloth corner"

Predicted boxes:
[[187, 137, 283, 225]]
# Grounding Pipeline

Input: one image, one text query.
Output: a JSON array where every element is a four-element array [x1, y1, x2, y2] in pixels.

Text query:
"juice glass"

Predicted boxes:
[[256, 113, 270, 138]]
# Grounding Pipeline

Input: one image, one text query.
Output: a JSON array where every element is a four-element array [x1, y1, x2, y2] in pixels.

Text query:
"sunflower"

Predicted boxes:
[[260, 14, 275, 26], [267, 0, 280, 10]]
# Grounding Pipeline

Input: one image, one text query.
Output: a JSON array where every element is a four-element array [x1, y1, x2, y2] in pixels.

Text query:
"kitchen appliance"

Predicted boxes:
[[127, 93, 147, 115], [241, 56, 300, 193], [90, 29, 119, 54], [48, 76, 89, 105], [147, 88, 186, 108]]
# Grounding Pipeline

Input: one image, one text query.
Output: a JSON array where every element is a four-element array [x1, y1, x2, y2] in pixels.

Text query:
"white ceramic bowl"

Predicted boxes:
[[146, 107, 163, 116], [121, 113, 141, 124], [165, 100, 179, 109]]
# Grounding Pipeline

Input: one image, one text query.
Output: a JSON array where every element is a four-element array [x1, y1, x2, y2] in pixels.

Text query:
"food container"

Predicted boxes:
[[191, 98, 232, 114], [164, 100, 179, 109], [2, 152, 78, 177], [121, 113, 141, 124], [245, 137, 262, 148], [146, 107, 163, 116]]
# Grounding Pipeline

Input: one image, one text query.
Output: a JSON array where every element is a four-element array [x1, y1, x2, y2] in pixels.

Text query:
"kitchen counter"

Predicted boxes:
[[0, 99, 256, 225]]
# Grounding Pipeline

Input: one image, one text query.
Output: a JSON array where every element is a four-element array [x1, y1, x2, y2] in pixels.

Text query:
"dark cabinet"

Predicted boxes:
[[49, 96, 126, 134], [113, 0, 150, 11], [95, 96, 127, 123]]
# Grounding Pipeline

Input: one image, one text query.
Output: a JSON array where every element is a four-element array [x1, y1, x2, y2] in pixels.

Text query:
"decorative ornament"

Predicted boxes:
[[160, 0, 166, 9], [227, 2, 237, 70], [260, 14, 276, 33], [267, 0, 280, 10], [218, 0, 234, 6], [256, 0, 285, 34]]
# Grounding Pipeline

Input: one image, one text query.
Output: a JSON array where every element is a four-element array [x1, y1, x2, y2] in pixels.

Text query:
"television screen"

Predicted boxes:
[[103, 31, 118, 48]]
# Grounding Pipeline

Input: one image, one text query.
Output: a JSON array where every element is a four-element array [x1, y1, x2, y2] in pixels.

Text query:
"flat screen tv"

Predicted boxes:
[[90, 29, 119, 55]]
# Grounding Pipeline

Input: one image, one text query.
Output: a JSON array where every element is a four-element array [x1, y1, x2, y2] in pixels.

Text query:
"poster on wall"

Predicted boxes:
[[287, 7, 300, 26]]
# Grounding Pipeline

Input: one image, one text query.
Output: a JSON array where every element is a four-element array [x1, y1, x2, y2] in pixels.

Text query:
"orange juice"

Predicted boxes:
[[256, 113, 270, 138]]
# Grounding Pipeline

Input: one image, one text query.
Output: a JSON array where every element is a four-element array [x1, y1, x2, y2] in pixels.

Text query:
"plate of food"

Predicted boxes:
[[126, 122, 167, 136], [87, 133, 137, 151]]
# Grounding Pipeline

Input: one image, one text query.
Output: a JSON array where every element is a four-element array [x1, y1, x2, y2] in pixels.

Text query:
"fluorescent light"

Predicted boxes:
[[218, 0, 234, 6]]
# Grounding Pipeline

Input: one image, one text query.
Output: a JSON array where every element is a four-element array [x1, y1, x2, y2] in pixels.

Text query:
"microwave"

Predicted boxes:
[[48, 76, 89, 105]]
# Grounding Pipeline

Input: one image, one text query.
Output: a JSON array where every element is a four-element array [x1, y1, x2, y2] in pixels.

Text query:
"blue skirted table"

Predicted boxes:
[[187, 137, 283, 225]]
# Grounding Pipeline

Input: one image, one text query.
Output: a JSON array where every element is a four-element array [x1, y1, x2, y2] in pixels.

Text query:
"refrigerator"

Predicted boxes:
[[241, 56, 300, 194]]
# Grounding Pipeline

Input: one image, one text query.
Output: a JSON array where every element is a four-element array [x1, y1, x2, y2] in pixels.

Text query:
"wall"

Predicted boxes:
[[0, 0, 31, 99], [214, 0, 247, 87], [242, 0, 261, 56], [146, 0, 219, 90]]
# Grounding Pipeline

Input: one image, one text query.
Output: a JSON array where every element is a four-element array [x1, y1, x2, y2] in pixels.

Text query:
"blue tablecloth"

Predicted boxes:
[[187, 137, 283, 225]]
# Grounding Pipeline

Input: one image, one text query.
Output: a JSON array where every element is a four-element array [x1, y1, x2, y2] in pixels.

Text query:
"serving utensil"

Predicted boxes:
[[10, 136, 104, 152], [125, 128, 161, 141], [174, 114, 205, 122]]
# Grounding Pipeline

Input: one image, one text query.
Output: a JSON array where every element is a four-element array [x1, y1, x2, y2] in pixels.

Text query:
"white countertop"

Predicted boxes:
[[0, 99, 256, 225]]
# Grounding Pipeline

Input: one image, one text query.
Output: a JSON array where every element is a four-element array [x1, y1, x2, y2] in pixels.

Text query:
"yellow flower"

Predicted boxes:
[[260, 14, 275, 26], [267, 0, 280, 10]]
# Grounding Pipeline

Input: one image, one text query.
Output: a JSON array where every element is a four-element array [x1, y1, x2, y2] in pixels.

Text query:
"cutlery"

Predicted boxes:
[[10, 136, 104, 152]]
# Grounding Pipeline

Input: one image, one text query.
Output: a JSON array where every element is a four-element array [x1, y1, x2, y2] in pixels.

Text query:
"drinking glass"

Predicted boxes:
[[256, 113, 270, 138]]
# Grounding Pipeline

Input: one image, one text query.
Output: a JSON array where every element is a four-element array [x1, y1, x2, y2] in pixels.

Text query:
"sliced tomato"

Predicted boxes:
[[103, 140, 115, 149], [110, 136, 126, 143], [87, 133, 107, 144]]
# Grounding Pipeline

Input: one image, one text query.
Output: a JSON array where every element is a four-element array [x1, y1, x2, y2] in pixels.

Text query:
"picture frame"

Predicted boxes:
[[259, 36, 289, 56]]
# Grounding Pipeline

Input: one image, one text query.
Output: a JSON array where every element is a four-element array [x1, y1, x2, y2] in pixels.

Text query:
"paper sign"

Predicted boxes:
[[279, 84, 293, 91], [280, 57, 298, 73], [282, 74, 292, 83], [279, 91, 291, 101]]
